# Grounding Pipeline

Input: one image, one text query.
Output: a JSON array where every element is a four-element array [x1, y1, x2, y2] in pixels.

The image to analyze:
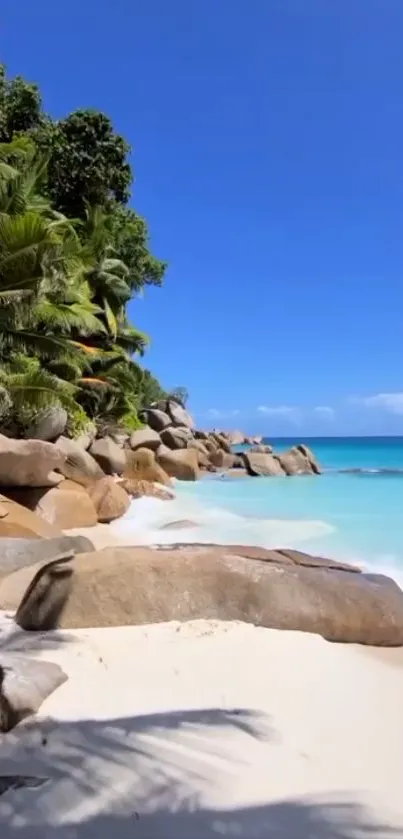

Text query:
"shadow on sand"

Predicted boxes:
[[0, 706, 401, 838]]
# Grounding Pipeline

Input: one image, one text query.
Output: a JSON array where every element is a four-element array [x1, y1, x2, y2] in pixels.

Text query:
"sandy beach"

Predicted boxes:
[[1, 618, 403, 838]]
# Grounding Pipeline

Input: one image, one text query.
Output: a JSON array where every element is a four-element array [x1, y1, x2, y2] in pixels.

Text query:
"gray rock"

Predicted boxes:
[[26, 407, 68, 442], [166, 401, 195, 429], [160, 426, 192, 450], [0, 655, 67, 731], [0, 436, 66, 488], [130, 427, 161, 451], [55, 437, 104, 487], [140, 409, 172, 432], [89, 436, 126, 475], [0, 535, 93, 577]]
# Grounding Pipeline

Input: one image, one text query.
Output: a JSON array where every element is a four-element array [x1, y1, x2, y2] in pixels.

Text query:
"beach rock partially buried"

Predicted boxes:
[[0, 655, 67, 731], [0, 494, 62, 539], [87, 477, 130, 523], [0, 436, 66, 488], [5, 545, 403, 645], [89, 436, 126, 475], [0, 535, 92, 579], [55, 437, 104, 487], [2, 482, 98, 529], [242, 451, 285, 476]]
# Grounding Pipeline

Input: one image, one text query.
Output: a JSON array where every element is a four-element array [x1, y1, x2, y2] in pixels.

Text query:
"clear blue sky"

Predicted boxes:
[[3, 0, 403, 434]]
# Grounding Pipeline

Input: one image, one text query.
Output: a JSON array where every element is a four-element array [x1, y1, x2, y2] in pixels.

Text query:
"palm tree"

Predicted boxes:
[[81, 205, 132, 342], [0, 148, 102, 422]]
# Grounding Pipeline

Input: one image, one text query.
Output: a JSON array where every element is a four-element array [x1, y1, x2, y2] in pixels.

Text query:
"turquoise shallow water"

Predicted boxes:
[[170, 437, 403, 583]]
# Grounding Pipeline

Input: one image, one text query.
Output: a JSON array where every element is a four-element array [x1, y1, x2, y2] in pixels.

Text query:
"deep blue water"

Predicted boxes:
[[172, 437, 403, 583]]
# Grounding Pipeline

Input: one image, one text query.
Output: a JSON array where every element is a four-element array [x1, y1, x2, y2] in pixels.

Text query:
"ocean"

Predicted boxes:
[[112, 437, 403, 588]]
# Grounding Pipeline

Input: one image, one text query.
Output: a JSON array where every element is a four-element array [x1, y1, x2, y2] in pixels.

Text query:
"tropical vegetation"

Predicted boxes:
[[0, 64, 186, 437]]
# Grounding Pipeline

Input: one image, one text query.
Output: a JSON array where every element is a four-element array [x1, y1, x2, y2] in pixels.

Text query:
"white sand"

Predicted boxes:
[[1, 620, 403, 837]]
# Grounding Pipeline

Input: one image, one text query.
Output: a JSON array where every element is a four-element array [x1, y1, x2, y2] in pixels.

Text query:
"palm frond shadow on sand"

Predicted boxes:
[[0, 706, 401, 839]]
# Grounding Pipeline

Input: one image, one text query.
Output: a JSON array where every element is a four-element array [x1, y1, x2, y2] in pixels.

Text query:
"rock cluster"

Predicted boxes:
[[0, 399, 322, 535]]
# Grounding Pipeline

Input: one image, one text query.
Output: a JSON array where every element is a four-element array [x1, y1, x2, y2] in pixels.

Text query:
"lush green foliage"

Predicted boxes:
[[0, 64, 184, 436]]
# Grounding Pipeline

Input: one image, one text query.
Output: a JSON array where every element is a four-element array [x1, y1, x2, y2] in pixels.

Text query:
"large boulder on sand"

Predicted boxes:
[[124, 448, 170, 485], [0, 534, 93, 579], [0, 436, 66, 488], [89, 436, 126, 475], [278, 445, 321, 476], [0, 655, 67, 732], [129, 427, 161, 451], [6, 544, 403, 646], [242, 451, 285, 476], [140, 408, 171, 432], [87, 477, 130, 523], [26, 406, 68, 442], [157, 447, 199, 481], [0, 494, 62, 538], [55, 436, 104, 487], [2, 482, 98, 529]]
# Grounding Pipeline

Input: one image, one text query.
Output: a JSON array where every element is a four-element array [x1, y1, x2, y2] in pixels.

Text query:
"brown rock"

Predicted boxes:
[[242, 451, 285, 476], [2, 483, 97, 529], [157, 447, 199, 481], [278, 445, 321, 476], [0, 494, 61, 538], [124, 448, 170, 485], [119, 479, 174, 500], [129, 427, 161, 451], [160, 426, 192, 450], [187, 440, 212, 469], [0, 436, 66, 488], [212, 433, 232, 453], [7, 545, 403, 645], [89, 437, 126, 475], [55, 436, 105, 487], [87, 477, 130, 523], [251, 444, 273, 454], [205, 438, 219, 455], [210, 451, 238, 469]]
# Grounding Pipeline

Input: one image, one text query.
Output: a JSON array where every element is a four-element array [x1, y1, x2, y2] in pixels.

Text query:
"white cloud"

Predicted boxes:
[[206, 408, 240, 419], [353, 393, 403, 415], [257, 405, 301, 423], [314, 405, 335, 418]]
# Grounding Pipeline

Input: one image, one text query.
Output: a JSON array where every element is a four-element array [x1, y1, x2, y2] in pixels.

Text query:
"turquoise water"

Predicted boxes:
[[170, 437, 403, 583]]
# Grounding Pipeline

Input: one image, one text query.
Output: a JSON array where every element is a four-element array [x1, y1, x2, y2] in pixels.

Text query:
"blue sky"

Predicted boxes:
[[3, 0, 403, 434]]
